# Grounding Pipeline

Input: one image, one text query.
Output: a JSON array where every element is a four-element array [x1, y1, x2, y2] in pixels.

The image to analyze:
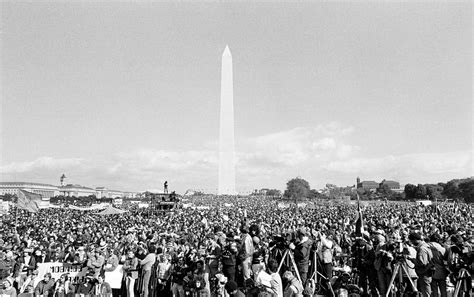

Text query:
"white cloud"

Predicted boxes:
[[326, 151, 473, 184], [237, 123, 358, 170], [3, 123, 470, 193], [0, 157, 84, 174]]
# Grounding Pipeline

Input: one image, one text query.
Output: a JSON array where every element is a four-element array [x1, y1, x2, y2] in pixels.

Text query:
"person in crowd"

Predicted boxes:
[[138, 245, 156, 297], [74, 247, 87, 266], [238, 223, 254, 282], [251, 236, 266, 283], [17, 249, 36, 276], [170, 257, 187, 297], [156, 254, 172, 294], [214, 274, 229, 297], [94, 274, 112, 297], [221, 241, 237, 282], [122, 250, 138, 297], [264, 259, 283, 297], [19, 269, 38, 295], [373, 231, 391, 296], [428, 233, 449, 297], [408, 232, 434, 297], [102, 249, 119, 273], [205, 237, 221, 279], [53, 273, 74, 297], [76, 274, 95, 297], [0, 278, 17, 297], [282, 271, 303, 297], [351, 233, 376, 295], [224, 280, 245, 297], [34, 272, 55, 297], [289, 228, 312, 286], [87, 249, 105, 279], [446, 234, 472, 297], [315, 230, 335, 293]]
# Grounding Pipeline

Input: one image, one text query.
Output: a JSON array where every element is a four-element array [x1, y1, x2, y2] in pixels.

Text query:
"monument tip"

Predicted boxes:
[[223, 45, 231, 56]]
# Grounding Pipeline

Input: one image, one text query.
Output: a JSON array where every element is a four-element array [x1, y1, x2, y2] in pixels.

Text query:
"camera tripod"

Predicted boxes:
[[453, 268, 471, 297], [276, 249, 302, 283], [385, 258, 418, 297]]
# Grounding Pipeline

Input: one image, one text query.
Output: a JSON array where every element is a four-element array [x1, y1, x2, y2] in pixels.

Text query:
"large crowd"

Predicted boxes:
[[0, 196, 472, 297]]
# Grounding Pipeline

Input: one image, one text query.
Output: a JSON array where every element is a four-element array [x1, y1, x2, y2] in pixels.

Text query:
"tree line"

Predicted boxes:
[[277, 177, 473, 203]]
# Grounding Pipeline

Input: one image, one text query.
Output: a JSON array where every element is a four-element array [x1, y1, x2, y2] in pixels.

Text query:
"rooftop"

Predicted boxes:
[[0, 182, 58, 188]]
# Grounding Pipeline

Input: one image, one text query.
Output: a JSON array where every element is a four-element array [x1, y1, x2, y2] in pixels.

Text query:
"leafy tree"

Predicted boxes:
[[309, 189, 325, 199], [425, 184, 443, 201], [284, 177, 311, 200], [404, 184, 417, 200], [415, 184, 427, 199], [458, 178, 474, 203], [443, 179, 462, 200]]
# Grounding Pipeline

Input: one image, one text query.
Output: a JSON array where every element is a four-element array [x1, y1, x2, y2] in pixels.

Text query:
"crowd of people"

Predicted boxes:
[[0, 196, 472, 297]]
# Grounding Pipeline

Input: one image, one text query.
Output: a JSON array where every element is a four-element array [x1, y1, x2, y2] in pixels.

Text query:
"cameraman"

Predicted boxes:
[[289, 228, 312, 285], [351, 233, 377, 295], [446, 234, 472, 297], [427, 233, 449, 297], [408, 232, 434, 297]]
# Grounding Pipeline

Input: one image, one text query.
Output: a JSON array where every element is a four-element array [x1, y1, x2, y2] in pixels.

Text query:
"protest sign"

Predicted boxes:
[[34, 263, 88, 287]]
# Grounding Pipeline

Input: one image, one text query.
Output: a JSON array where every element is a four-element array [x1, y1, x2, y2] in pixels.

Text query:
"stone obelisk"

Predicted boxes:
[[218, 45, 236, 195]]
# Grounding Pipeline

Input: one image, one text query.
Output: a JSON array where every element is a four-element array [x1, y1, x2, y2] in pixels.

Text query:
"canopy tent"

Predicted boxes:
[[95, 205, 127, 215]]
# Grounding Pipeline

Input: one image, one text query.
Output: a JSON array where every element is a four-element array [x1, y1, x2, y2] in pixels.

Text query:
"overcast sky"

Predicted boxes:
[[1, 1, 472, 194]]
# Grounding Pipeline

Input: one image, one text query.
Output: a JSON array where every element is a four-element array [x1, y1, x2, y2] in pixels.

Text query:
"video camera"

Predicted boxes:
[[270, 233, 295, 250], [386, 240, 409, 262], [451, 244, 473, 271]]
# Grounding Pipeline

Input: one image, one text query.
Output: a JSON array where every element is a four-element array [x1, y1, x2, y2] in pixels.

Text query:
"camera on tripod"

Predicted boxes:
[[270, 233, 295, 250], [387, 240, 409, 262]]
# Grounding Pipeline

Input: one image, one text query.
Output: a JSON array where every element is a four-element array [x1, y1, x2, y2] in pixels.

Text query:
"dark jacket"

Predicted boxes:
[[35, 279, 55, 297], [294, 239, 312, 271]]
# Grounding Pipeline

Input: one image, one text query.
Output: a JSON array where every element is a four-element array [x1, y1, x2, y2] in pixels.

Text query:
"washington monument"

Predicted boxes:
[[218, 45, 236, 195]]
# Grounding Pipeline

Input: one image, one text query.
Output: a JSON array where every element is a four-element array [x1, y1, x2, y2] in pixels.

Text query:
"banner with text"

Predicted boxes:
[[34, 263, 88, 287]]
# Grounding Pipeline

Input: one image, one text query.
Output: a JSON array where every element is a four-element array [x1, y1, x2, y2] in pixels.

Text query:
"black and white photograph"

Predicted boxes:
[[0, 1, 472, 297]]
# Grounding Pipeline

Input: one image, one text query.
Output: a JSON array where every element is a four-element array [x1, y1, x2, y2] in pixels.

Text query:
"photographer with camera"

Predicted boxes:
[[351, 232, 377, 295], [446, 234, 472, 297], [289, 228, 312, 286], [408, 232, 434, 297], [373, 232, 392, 296], [427, 233, 449, 297]]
